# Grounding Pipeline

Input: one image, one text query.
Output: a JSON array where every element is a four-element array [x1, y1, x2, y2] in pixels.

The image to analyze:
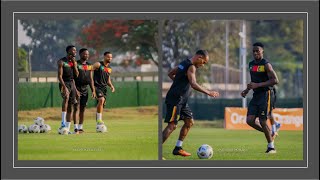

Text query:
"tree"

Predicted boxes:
[[20, 19, 88, 71], [18, 47, 28, 72], [77, 20, 159, 65]]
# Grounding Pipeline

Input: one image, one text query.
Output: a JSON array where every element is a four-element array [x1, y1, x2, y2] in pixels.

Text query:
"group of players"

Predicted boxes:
[[163, 43, 281, 157], [57, 45, 115, 134], [57, 42, 281, 155]]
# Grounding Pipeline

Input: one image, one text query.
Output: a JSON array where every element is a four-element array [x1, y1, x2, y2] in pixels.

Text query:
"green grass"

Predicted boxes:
[[162, 121, 303, 160], [18, 106, 158, 160]]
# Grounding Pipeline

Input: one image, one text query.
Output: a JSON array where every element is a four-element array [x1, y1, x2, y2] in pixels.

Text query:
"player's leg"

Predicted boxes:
[[96, 87, 106, 125], [246, 99, 263, 132], [78, 89, 88, 133], [163, 103, 178, 143], [72, 103, 79, 134], [59, 83, 70, 128], [269, 89, 281, 139], [172, 104, 192, 156], [260, 90, 276, 153]]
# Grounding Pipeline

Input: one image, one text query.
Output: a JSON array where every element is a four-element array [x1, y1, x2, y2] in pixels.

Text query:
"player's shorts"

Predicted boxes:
[[95, 86, 107, 106], [164, 102, 193, 125], [247, 89, 275, 121], [75, 84, 89, 107], [59, 81, 77, 104]]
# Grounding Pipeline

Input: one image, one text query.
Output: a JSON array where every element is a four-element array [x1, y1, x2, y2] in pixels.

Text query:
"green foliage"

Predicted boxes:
[[19, 19, 89, 71], [78, 20, 159, 65], [18, 47, 28, 72]]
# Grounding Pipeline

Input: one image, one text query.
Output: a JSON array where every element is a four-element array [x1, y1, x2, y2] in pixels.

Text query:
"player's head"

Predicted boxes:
[[193, 49, 209, 68], [66, 45, 77, 57], [79, 48, 89, 61], [253, 42, 264, 60], [103, 51, 113, 63]]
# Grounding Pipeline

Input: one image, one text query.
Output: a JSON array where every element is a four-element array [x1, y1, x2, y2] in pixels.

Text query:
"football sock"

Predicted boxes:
[[65, 122, 71, 130], [61, 112, 66, 125], [271, 124, 276, 132], [176, 140, 183, 147], [78, 124, 83, 129], [74, 124, 78, 130], [268, 142, 274, 148], [96, 113, 102, 121]]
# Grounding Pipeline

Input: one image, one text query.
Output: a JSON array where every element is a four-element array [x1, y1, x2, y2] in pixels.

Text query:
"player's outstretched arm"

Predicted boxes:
[[187, 65, 219, 98], [168, 66, 178, 81]]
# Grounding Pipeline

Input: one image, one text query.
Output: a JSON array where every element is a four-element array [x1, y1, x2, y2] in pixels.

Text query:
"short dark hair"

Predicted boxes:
[[104, 51, 112, 56], [195, 49, 209, 57], [79, 48, 88, 55], [66, 45, 75, 53], [253, 42, 264, 48]]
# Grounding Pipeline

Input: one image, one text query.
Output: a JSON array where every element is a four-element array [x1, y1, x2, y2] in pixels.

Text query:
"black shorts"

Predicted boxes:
[[59, 81, 77, 104], [164, 102, 193, 125], [76, 84, 89, 107], [95, 86, 107, 106], [247, 89, 275, 121]]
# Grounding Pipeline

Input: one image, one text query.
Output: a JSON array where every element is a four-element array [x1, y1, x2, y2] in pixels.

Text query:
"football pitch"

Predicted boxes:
[[162, 121, 303, 160], [18, 106, 158, 160]]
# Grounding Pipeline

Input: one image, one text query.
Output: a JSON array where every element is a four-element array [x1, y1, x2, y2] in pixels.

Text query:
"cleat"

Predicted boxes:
[[96, 120, 105, 125], [78, 129, 84, 133], [265, 147, 277, 154], [74, 129, 79, 134], [172, 146, 191, 156]]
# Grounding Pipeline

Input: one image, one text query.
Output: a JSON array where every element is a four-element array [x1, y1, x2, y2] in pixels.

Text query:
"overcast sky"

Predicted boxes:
[[18, 20, 31, 46]]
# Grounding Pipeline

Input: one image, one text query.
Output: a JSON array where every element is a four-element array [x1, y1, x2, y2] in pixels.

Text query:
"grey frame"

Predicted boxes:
[[2, 0, 319, 179]]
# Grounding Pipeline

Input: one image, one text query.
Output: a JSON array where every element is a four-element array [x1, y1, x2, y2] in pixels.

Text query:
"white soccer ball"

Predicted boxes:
[[58, 127, 69, 135], [96, 124, 107, 133], [28, 124, 40, 133], [18, 125, 28, 133], [34, 117, 45, 126], [197, 144, 213, 159], [39, 125, 49, 133], [44, 124, 51, 131]]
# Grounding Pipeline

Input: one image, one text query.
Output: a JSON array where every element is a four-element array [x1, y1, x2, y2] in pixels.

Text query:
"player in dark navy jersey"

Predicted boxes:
[[162, 50, 220, 157], [92, 51, 115, 128], [72, 48, 96, 134], [241, 42, 279, 153], [57, 45, 79, 133]]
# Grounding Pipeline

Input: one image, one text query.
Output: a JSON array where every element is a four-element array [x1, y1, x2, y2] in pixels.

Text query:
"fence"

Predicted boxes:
[[162, 97, 303, 120], [18, 82, 158, 111], [18, 71, 158, 82]]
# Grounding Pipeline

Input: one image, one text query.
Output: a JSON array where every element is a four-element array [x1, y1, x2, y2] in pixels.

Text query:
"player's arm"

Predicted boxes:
[[107, 76, 115, 93], [89, 70, 96, 98], [71, 57, 79, 77], [241, 86, 251, 98], [92, 61, 101, 71], [187, 65, 219, 97], [57, 60, 69, 95], [248, 63, 279, 89], [168, 67, 178, 81]]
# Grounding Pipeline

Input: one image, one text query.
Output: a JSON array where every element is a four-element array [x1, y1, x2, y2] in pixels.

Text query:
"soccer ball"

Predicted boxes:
[[39, 125, 49, 133], [96, 124, 107, 133], [18, 125, 28, 133], [58, 127, 69, 135], [34, 117, 45, 126], [44, 124, 51, 131], [197, 144, 213, 159], [28, 124, 40, 133]]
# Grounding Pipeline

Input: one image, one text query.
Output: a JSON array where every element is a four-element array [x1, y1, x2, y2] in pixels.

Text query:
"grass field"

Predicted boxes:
[[162, 121, 303, 160], [18, 106, 158, 160]]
